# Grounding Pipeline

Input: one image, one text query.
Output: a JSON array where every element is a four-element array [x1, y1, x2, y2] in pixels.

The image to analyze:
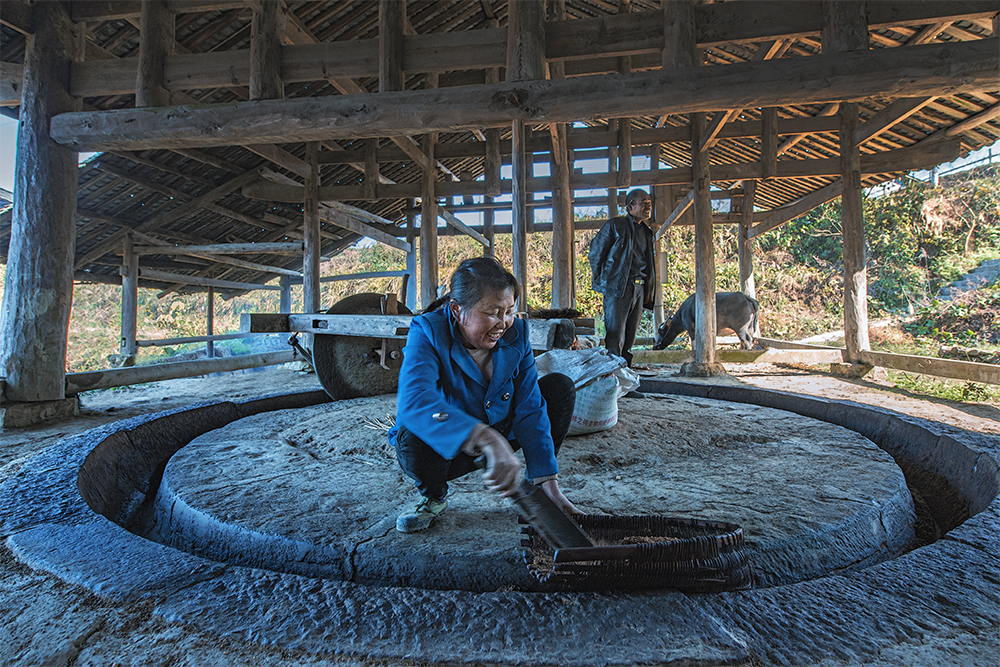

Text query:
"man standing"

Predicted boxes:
[[588, 188, 655, 366]]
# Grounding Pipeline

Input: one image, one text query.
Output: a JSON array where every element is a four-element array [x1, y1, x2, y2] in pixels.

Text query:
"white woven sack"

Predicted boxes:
[[566, 373, 620, 436]]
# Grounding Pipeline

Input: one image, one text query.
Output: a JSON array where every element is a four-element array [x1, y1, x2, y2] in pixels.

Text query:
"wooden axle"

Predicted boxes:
[[241, 312, 578, 352]]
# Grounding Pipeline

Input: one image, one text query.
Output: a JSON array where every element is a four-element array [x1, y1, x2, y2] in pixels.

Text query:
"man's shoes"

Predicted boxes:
[[396, 497, 448, 533], [624, 390, 646, 399]]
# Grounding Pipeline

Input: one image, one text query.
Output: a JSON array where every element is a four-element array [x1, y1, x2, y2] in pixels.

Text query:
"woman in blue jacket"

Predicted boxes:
[[388, 257, 578, 533]]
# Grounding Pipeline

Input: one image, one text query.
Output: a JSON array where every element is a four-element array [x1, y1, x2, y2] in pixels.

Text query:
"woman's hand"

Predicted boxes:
[[475, 427, 521, 497], [539, 479, 583, 516]]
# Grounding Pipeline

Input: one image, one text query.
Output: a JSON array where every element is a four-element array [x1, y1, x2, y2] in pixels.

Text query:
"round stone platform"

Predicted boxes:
[[142, 393, 916, 590]]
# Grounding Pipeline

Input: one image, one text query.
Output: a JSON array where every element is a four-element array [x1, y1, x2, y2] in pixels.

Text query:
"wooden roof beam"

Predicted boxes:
[[1, 62, 24, 106], [52, 39, 999, 152], [70, 0, 251, 22], [242, 137, 961, 204], [854, 97, 935, 146], [65, 1, 999, 98]]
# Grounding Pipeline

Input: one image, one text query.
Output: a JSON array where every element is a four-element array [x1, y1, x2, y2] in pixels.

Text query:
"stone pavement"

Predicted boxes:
[[1, 365, 999, 666]]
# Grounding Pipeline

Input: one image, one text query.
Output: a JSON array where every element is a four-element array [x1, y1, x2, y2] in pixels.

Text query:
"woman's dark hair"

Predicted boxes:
[[422, 257, 520, 313]]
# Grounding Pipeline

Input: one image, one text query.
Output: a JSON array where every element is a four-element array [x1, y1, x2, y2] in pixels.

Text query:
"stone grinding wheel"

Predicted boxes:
[[312, 292, 412, 401]]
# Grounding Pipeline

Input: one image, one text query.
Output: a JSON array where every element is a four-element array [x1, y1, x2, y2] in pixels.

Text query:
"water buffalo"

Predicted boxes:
[[653, 292, 759, 350]]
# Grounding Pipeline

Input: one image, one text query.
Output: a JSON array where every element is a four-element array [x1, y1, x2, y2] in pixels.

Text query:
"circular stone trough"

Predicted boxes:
[[142, 393, 916, 591], [1, 381, 998, 666]]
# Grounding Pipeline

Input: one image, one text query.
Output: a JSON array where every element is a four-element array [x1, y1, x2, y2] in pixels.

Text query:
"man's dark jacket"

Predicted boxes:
[[588, 215, 655, 309]]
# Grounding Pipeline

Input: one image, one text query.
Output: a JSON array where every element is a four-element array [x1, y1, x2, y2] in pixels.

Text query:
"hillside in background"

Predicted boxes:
[[0, 167, 996, 390]]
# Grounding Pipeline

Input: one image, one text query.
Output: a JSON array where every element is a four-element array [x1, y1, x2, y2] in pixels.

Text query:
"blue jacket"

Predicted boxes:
[[388, 306, 558, 480]]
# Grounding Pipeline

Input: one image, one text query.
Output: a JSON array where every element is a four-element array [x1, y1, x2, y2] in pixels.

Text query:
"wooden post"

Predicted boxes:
[[206, 287, 215, 359], [652, 184, 674, 328], [547, 2, 574, 310], [823, 0, 871, 369], [690, 111, 720, 371], [617, 118, 632, 187], [405, 199, 418, 308], [665, 0, 722, 375], [550, 121, 574, 308], [663, 0, 697, 69], [120, 233, 139, 364], [420, 133, 439, 308], [303, 141, 321, 313], [507, 0, 545, 308], [511, 119, 529, 307], [761, 107, 778, 180], [279, 275, 292, 313], [136, 0, 173, 107], [738, 180, 757, 301], [0, 1, 83, 403], [484, 20, 502, 199], [379, 0, 405, 94], [364, 138, 379, 200], [483, 197, 495, 258], [249, 0, 285, 100]]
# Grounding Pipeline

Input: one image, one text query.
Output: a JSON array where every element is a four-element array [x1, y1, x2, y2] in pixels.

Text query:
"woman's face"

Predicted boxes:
[[451, 288, 516, 352]]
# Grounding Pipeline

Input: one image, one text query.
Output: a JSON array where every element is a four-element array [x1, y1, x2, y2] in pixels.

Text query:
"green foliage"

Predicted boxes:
[[903, 282, 1000, 347], [1, 167, 997, 385]]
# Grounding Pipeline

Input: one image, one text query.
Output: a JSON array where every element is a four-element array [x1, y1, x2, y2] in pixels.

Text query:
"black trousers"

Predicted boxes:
[[394, 373, 576, 501], [603, 280, 646, 366]]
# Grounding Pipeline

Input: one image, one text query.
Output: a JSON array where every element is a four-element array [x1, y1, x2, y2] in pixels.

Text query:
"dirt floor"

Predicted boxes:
[[1, 362, 998, 667]]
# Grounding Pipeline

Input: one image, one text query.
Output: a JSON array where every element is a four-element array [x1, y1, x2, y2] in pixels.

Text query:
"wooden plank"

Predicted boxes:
[[288, 313, 413, 337], [749, 181, 842, 239], [244, 143, 310, 178], [65, 350, 297, 395], [655, 189, 694, 240], [859, 350, 1000, 385], [137, 331, 272, 347], [756, 336, 843, 351], [0, 61, 24, 106], [438, 208, 490, 247], [52, 40, 1000, 151], [632, 347, 845, 364], [854, 96, 934, 146], [319, 202, 410, 252], [253, 313, 571, 351], [240, 312, 289, 333], [945, 101, 1000, 137], [138, 268, 281, 290], [135, 242, 304, 255], [176, 251, 302, 277]]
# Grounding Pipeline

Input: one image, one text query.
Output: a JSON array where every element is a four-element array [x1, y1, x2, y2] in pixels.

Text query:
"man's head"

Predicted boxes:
[[625, 189, 652, 222]]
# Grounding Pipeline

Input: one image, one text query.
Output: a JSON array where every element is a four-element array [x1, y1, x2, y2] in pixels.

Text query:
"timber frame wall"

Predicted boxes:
[[0, 0, 998, 402]]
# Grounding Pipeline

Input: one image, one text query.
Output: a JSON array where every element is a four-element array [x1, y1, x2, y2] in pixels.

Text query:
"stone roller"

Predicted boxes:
[[311, 292, 412, 401]]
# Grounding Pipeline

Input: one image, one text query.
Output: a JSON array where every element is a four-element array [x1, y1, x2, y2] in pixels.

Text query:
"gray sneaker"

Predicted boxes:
[[396, 497, 448, 533]]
